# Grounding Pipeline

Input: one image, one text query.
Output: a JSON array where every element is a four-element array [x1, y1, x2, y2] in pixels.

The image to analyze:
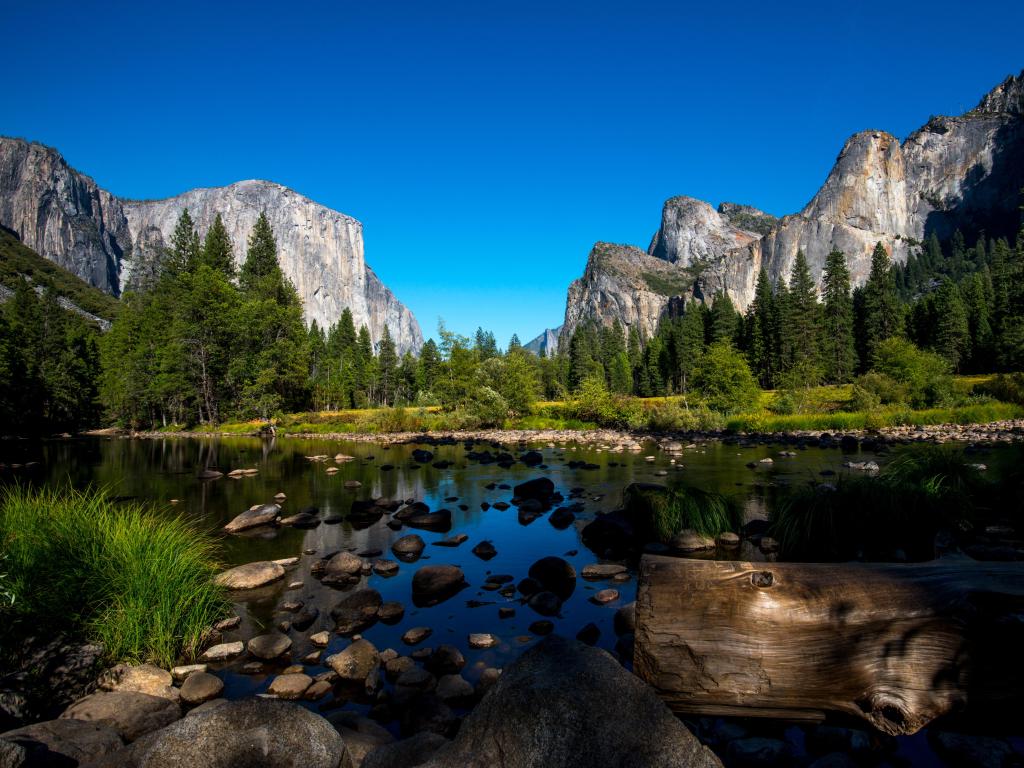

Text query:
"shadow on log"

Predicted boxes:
[[634, 555, 1024, 735]]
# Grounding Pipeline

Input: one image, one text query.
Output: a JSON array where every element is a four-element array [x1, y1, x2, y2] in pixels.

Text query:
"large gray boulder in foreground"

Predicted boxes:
[[411, 635, 722, 768], [89, 698, 348, 767]]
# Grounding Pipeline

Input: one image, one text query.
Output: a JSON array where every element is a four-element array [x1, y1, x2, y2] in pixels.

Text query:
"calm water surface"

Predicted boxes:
[[3, 434, 1020, 765]]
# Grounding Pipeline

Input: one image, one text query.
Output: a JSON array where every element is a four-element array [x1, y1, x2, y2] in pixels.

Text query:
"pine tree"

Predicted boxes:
[[165, 209, 201, 276], [931, 279, 970, 371], [860, 242, 902, 369], [745, 268, 776, 387], [780, 250, 822, 383], [708, 292, 739, 345], [200, 214, 235, 276], [821, 248, 856, 383], [507, 333, 522, 352], [377, 325, 398, 406], [417, 338, 441, 395], [240, 213, 281, 296], [677, 302, 705, 394], [475, 327, 498, 359]]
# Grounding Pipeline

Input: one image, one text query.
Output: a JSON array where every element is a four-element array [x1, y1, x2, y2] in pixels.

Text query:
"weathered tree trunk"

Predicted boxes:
[[634, 555, 1024, 735]]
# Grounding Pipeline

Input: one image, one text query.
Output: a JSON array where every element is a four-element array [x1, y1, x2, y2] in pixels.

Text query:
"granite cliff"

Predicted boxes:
[[559, 70, 1024, 343], [0, 139, 423, 353]]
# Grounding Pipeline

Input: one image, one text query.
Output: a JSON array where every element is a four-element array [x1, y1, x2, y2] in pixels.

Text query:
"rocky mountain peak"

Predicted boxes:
[[648, 197, 760, 266], [717, 203, 778, 237], [0, 137, 423, 354], [559, 69, 1024, 341], [967, 69, 1024, 116]]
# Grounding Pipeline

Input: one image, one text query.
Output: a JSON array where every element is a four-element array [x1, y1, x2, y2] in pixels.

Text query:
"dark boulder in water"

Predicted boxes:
[[513, 477, 554, 502], [527, 557, 576, 601]]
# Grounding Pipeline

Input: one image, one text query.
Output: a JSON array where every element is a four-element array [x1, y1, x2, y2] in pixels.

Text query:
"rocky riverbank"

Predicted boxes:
[[122, 417, 1024, 449], [0, 637, 723, 768]]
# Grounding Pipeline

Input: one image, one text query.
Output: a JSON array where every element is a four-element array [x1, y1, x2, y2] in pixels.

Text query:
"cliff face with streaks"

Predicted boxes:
[[559, 70, 1024, 343], [0, 138, 422, 353]]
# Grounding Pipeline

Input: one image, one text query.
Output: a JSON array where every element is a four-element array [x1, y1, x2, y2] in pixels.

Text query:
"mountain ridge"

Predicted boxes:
[[558, 69, 1024, 345], [0, 138, 423, 354]]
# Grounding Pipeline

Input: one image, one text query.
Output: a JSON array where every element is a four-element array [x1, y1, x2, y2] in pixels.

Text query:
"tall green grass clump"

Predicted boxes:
[[624, 483, 740, 541], [0, 486, 227, 667], [770, 444, 989, 561]]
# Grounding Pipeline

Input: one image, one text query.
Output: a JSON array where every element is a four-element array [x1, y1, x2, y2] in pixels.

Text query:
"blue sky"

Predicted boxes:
[[2, 0, 1022, 346]]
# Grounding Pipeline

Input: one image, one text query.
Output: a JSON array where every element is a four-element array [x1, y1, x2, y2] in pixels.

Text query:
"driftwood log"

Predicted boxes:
[[634, 555, 1024, 735]]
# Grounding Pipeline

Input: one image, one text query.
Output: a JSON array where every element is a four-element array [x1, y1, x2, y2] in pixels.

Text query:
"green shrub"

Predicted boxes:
[[563, 375, 644, 429], [870, 337, 953, 407], [692, 342, 760, 414], [978, 373, 1024, 406], [624, 483, 740, 541], [0, 486, 227, 666]]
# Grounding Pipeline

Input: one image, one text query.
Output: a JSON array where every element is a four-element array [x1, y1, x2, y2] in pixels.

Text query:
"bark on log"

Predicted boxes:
[[634, 555, 1024, 735]]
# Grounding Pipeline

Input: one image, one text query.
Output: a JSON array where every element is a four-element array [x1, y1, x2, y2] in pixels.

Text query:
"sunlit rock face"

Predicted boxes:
[[0, 138, 129, 294], [0, 139, 422, 354], [560, 70, 1024, 342], [122, 181, 422, 354]]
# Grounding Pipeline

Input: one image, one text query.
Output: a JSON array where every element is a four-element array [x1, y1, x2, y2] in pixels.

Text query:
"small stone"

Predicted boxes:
[[247, 633, 292, 660], [199, 642, 244, 663], [214, 561, 285, 590], [468, 633, 499, 649], [669, 530, 715, 552], [267, 672, 313, 700], [305, 680, 332, 700], [581, 563, 627, 580], [373, 559, 400, 576], [591, 588, 619, 605], [170, 664, 207, 683], [717, 531, 741, 548], [471, 541, 497, 560], [327, 639, 379, 682], [402, 627, 433, 645], [214, 616, 241, 631], [498, 606, 515, 619], [179, 672, 224, 705], [377, 601, 405, 623], [310, 631, 331, 647]]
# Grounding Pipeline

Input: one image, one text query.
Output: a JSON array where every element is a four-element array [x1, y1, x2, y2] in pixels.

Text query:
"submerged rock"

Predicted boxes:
[[214, 561, 285, 590], [223, 504, 279, 533], [410, 636, 721, 767], [412, 565, 467, 607]]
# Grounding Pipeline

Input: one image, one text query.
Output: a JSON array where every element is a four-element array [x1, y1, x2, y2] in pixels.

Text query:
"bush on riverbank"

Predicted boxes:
[[623, 483, 740, 541], [0, 486, 227, 667], [769, 444, 989, 561]]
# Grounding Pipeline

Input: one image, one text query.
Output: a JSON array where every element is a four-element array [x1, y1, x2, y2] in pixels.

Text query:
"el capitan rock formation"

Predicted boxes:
[[0, 138, 422, 353]]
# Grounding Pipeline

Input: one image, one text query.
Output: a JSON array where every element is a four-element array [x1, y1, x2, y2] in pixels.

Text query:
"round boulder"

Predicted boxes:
[[60, 691, 181, 742], [412, 565, 467, 607], [527, 557, 576, 601], [248, 633, 292, 660], [179, 672, 224, 706], [103, 697, 347, 767]]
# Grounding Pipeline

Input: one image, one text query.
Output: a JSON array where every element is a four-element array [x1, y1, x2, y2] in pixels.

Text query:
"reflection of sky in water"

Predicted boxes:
[[8, 434, 1020, 753]]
